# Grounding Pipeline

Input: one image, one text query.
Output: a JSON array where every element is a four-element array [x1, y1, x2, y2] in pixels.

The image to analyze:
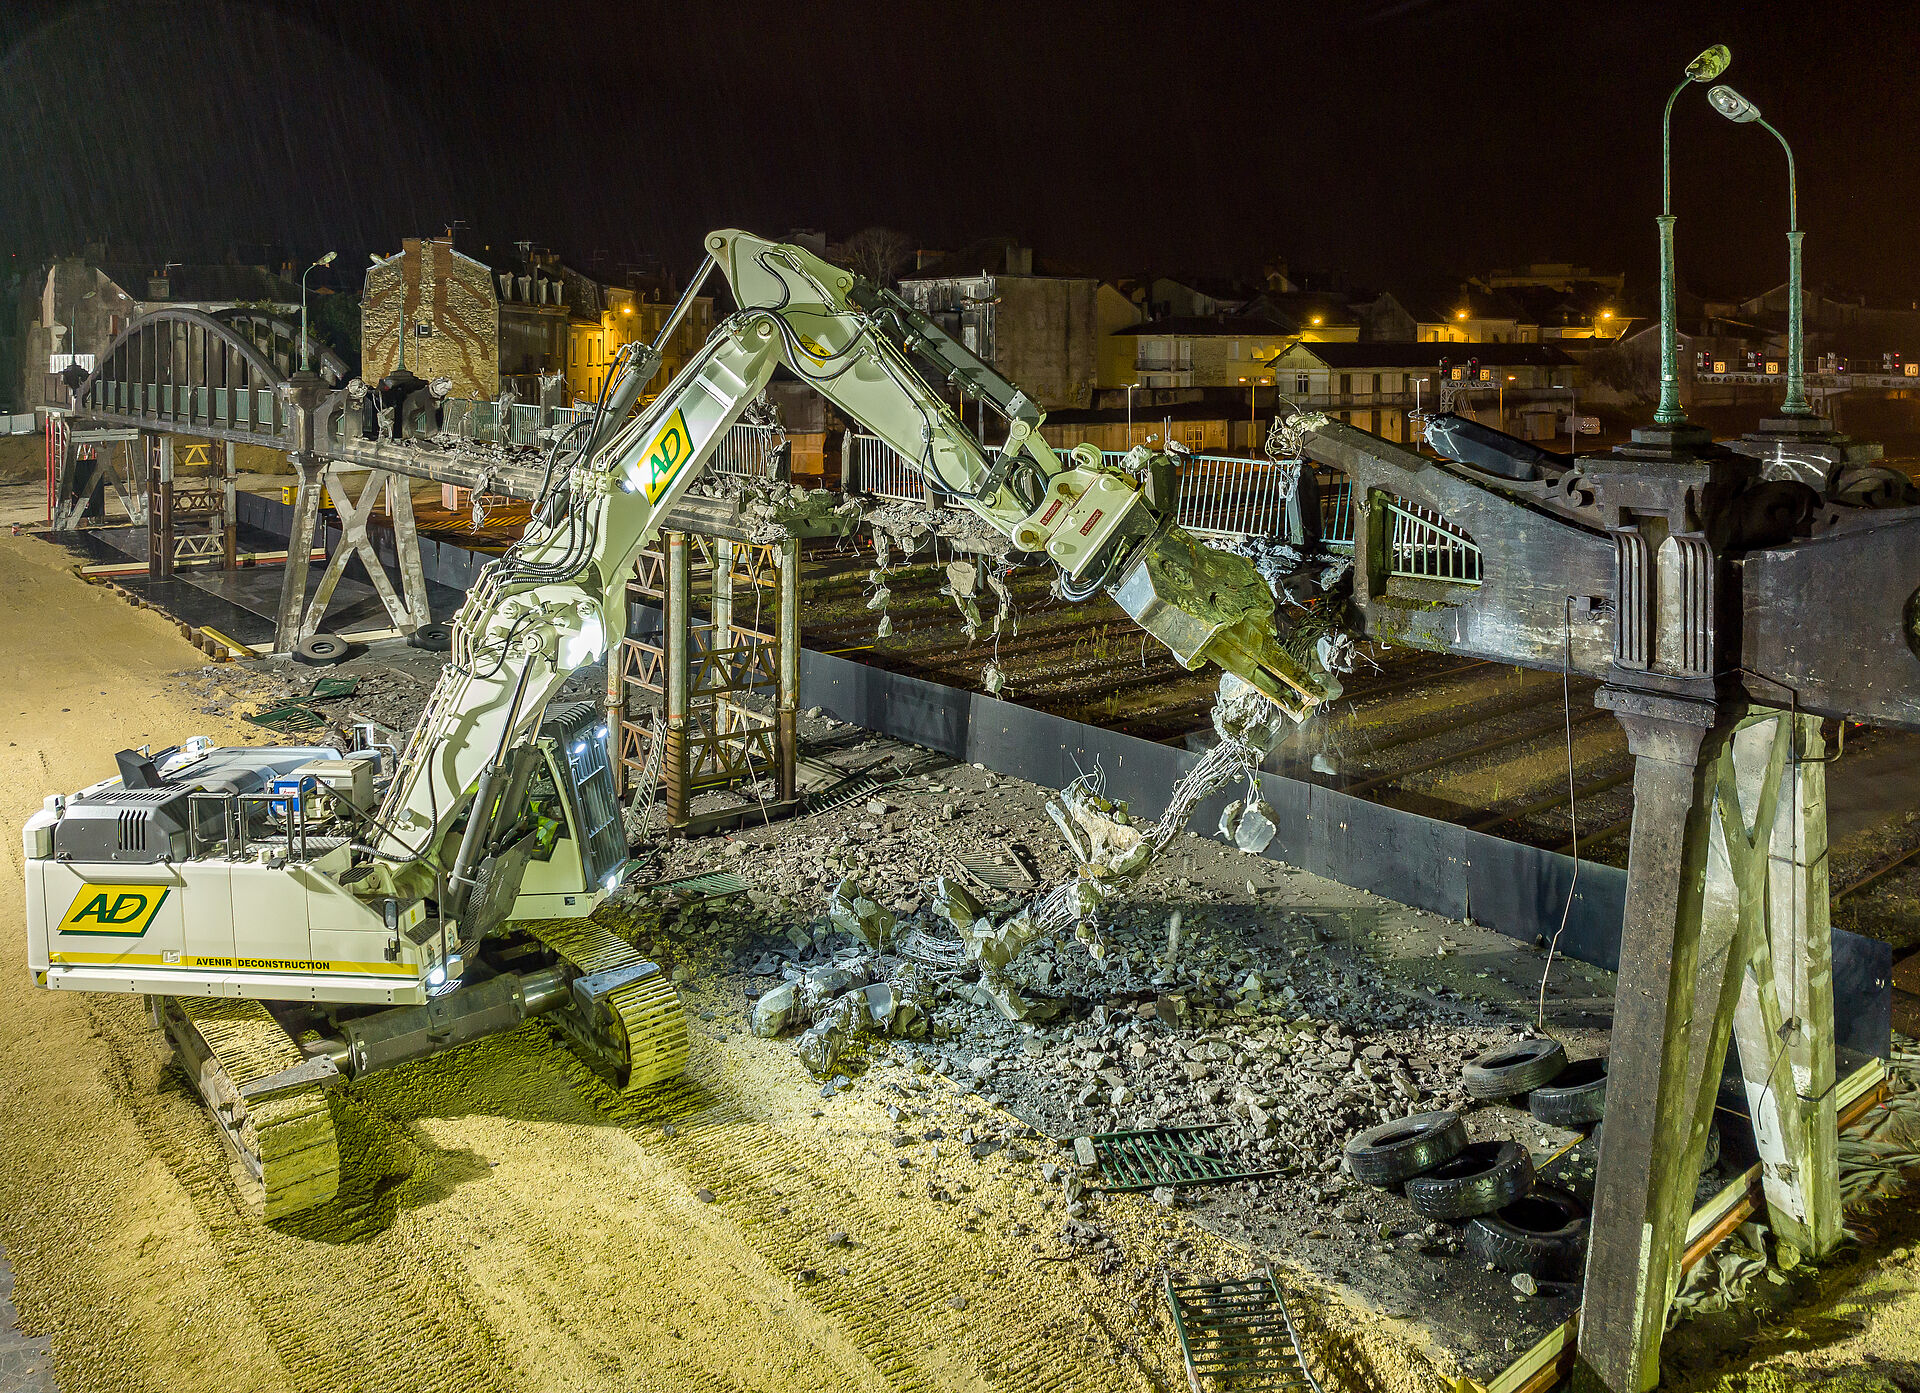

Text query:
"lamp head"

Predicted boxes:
[[320, 250, 337, 266], [1686, 45, 1731, 82], [1708, 83, 1761, 123]]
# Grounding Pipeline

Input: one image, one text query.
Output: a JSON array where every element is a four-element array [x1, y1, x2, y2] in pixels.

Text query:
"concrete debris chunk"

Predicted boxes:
[[751, 981, 800, 1038], [828, 878, 896, 951]]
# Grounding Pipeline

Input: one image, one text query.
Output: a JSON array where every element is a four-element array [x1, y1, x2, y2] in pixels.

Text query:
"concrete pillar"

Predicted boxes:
[[1724, 711, 1841, 1260], [274, 452, 326, 652], [222, 439, 238, 570], [777, 537, 799, 804], [1575, 690, 1730, 1393]]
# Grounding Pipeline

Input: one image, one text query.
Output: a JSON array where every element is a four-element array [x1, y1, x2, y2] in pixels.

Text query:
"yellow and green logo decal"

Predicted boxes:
[[58, 884, 171, 936], [643, 408, 696, 504]]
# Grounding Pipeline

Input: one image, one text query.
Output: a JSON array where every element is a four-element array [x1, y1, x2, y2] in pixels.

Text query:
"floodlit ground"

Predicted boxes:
[[6, 525, 1920, 1393], [0, 530, 1445, 1393]]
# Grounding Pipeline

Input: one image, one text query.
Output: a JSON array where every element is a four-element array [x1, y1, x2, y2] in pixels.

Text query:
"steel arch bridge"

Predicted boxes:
[[73, 305, 348, 448]]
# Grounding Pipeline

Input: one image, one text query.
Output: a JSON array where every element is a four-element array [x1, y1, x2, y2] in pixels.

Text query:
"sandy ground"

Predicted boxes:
[[0, 530, 1451, 1393]]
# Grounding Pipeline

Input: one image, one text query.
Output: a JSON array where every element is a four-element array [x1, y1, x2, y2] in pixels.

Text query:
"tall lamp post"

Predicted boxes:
[[1126, 382, 1141, 446], [1554, 382, 1579, 457], [1707, 84, 1811, 417], [1653, 45, 1733, 426], [300, 252, 337, 374]]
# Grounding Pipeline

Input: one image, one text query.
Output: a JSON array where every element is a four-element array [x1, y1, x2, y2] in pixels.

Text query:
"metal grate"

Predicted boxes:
[[1075, 1124, 1281, 1191], [953, 847, 1038, 890], [645, 870, 750, 899], [1385, 496, 1482, 584], [1165, 1271, 1321, 1393]]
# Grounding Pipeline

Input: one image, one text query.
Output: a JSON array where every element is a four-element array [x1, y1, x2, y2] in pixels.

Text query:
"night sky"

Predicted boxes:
[[2, 0, 1913, 303]]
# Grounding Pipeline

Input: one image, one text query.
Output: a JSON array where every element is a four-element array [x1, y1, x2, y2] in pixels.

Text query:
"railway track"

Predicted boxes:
[[796, 554, 1638, 865]]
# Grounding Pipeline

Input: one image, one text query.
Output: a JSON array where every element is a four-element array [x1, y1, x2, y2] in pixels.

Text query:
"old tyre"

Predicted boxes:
[[1344, 1110, 1467, 1189], [292, 633, 349, 666], [1528, 1056, 1608, 1127], [1463, 1037, 1567, 1100], [1465, 1187, 1588, 1280], [406, 622, 452, 652], [1404, 1139, 1536, 1221]]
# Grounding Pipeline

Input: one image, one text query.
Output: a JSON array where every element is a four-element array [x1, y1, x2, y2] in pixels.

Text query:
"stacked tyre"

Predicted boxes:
[[1339, 1041, 1607, 1285]]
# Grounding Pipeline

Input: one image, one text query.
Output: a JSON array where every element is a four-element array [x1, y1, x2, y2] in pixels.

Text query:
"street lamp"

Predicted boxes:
[[1126, 382, 1142, 446], [1554, 383, 1579, 457], [300, 252, 336, 373], [1708, 83, 1811, 416], [1653, 44, 1733, 425]]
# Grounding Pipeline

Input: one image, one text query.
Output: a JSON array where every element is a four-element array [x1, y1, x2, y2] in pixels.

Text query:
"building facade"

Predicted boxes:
[[899, 241, 1099, 410], [363, 236, 500, 399]]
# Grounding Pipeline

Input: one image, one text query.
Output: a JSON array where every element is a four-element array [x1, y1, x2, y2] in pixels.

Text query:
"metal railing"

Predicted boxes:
[[1318, 474, 1354, 550], [1385, 497, 1481, 584], [710, 422, 784, 479], [847, 434, 929, 504], [1169, 453, 1292, 539], [848, 433, 1351, 543]]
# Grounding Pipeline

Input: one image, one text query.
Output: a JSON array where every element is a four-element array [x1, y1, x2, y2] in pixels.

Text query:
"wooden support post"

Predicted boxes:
[[663, 531, 691, 831], [1575, 690, 1730, 1393], [274, 451, 325, 652], [777, 536, 799, 803], [222, 439, 238, 570]]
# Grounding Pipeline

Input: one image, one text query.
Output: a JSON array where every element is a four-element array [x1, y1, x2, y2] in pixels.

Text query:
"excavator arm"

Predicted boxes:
[[364, 230, 1335, 935]]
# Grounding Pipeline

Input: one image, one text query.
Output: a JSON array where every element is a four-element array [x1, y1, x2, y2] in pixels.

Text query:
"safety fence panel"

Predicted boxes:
[[1171, 453, 1292, 539], [1385, 496, 1481, 584], [847, 434, 928, 503], [711, 422, 783, 479]]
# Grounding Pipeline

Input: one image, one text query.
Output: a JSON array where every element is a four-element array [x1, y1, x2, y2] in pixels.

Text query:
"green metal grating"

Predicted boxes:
[[305, 676, 361, 702], [244, 703, 327, 733], [644, 870, 749, 899], [1165, 1270, 1320, 1393], [1077, 1124, 1281, 1192]]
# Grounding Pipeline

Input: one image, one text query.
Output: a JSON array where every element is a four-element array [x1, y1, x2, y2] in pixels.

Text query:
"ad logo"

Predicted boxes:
[[58, 884, 171, 937], [644, 409, 695, 504]]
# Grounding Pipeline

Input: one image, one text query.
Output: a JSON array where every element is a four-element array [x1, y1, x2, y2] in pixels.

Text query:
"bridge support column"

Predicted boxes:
[[777, 536, 800, 804], [222, 440, 237, 570], [1574, 693, 1840, 1393], [292, 466, 430, 645], [149, 434, 174, 581], [274, 452, 326, 652]]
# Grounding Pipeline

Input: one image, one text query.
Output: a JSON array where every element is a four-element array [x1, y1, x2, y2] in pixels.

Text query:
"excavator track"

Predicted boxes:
[[524, 918, 688, 1092], [156, 996, 340, 1221]]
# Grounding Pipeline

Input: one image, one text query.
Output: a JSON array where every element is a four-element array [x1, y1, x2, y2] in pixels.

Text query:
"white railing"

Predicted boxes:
[[711, 422, 784, 479], [847, 434, 929, 503], [845, 433, 1351, 542], [2, 413, 38, 436], [1386, 497, 1482, 583]]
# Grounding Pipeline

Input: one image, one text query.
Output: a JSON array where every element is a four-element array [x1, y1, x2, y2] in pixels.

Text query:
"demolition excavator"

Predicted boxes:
[[23, 231, 1336, 1219]]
